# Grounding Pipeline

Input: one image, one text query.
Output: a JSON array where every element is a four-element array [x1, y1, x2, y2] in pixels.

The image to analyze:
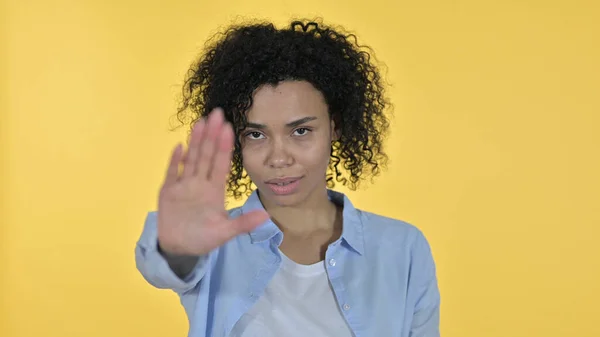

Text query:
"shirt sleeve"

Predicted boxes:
[[134, 211, 209, 294], [409, 230, 441, 337]]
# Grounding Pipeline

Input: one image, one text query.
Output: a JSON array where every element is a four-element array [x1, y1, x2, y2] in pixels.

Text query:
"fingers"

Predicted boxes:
[[209, 121, 235, 181], [182, 119, 206, 178], [196, 108, 224, 179], [164, 143, 183, 185], [230, 210, 270, 234], [175, 108, 228, 182]]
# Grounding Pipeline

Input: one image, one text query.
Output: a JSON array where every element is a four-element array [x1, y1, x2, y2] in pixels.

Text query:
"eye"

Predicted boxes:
[[292, 128, 311, 136], [245, 131, 265, 140]]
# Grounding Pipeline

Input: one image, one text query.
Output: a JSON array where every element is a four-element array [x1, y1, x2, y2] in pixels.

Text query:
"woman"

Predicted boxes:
[[135, 19, 440, 337]]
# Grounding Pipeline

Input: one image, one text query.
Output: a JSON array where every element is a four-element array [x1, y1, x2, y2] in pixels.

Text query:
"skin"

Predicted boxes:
[[241, 80, 343, 264], [156, 80, 345, 274]]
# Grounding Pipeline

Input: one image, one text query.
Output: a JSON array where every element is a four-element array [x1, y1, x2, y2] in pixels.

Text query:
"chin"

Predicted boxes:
[[263, 190, 303, 207], [257, 183, 307, 208]]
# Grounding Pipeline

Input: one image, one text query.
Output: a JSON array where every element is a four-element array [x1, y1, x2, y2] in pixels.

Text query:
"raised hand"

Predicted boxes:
[[156, 108, 269, 256]]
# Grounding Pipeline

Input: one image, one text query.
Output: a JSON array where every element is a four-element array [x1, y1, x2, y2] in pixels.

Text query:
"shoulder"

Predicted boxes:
[[358, 208, 422, 240], [356, 208, 432, 255]]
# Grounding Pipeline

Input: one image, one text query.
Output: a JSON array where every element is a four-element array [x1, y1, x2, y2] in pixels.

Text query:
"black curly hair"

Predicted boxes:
[[175, 19, 391, 200]]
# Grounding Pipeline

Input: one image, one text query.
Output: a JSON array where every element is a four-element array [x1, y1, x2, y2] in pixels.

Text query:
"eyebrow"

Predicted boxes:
[[246, 116, 318, 129]]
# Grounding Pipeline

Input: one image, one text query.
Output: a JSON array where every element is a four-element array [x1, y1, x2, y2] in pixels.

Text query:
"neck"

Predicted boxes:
[[259, 187, 339, 236]]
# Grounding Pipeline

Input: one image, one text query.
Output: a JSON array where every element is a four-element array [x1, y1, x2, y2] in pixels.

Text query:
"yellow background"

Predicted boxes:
[[2, 0, 599, 336]]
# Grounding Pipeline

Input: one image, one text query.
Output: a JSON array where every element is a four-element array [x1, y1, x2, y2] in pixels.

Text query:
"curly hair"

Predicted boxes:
[[175, 19, 391, 200]]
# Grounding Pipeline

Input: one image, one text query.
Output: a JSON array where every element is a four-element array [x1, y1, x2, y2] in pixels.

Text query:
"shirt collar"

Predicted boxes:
[[240, 189, 365, 255]]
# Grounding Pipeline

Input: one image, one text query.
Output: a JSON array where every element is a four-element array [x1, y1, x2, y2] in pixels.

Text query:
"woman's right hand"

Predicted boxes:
[[156, 108, 269, 257]]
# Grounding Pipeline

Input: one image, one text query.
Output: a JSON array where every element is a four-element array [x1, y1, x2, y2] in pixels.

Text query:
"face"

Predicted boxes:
[[241, 80, 336, 207]]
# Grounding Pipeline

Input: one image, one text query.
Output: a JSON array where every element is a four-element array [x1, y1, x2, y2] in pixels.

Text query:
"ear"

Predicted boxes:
[[330, 119, 341, 141]]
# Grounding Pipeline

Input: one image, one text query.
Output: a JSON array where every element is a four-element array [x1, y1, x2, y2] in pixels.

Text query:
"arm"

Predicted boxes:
[[135, 211, 209, 294], [157, 241, 201, 279], [409, 230, 441, 337]]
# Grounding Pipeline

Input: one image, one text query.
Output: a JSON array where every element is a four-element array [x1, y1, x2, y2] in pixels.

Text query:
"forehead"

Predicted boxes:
[[246, 80, 329, 123]]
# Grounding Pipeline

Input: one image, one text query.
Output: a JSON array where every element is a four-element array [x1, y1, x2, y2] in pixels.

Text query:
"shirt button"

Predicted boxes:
[[328, 259, 336, 267], [343, 303, 351, 311]]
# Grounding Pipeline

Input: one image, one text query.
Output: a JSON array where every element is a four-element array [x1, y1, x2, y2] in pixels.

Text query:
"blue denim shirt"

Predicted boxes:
[[135, 189, 440, 337]]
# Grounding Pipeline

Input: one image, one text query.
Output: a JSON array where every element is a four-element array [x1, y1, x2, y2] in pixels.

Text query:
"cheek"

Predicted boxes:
[[241, 146, 261, 174], [240, 136, 331, 169], [295, 139, 332, 167]]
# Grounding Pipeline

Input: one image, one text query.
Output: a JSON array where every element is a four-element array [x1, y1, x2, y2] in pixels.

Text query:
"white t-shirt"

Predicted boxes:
[[230, 250, 354, 337]]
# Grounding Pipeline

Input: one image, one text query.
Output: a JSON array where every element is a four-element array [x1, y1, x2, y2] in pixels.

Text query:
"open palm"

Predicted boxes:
[[157, 109, 269, 256]]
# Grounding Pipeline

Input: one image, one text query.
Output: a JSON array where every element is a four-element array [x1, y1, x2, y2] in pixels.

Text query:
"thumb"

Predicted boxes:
[[230, 210, 270, 234]]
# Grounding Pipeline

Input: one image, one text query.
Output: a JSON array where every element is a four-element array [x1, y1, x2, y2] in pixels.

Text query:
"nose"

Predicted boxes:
[[266, 138, 294, 169]]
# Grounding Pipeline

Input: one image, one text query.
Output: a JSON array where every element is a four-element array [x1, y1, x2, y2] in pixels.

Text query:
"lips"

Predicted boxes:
[[265, 177, 303, 185], [265, 176, 303, 195]]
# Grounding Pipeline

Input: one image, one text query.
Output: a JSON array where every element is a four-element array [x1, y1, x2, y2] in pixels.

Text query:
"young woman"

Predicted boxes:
[[135, 19, 440, 337]]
